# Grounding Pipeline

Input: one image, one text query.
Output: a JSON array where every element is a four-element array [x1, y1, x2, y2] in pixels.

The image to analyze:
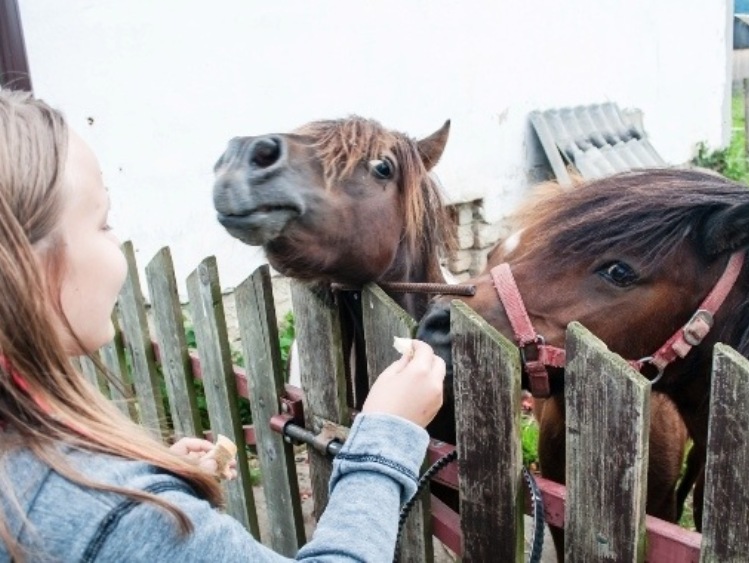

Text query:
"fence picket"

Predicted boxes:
[[146, 247, 202, 439], [290, 281, 348, 518], [236, 265, 306, 554], [100, 314, 138, 420], [565, 322, 650, 562], [362, 283, 432, 563], [452, 300, 524, 562], [79, 354, 109, 396], [700, 344, 749, 562], [118, 242, 167, 439], [187, 257, 259, 536]]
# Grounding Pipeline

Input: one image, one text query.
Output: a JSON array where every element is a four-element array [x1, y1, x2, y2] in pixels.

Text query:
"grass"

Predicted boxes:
[[692, 90, 749, 184]]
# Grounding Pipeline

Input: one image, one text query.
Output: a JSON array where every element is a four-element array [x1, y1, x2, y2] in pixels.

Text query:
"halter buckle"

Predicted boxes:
[[682, 309, 714, 346], [519, 335, 546, 364]]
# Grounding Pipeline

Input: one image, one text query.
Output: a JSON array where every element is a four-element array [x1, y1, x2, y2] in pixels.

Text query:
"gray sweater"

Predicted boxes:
[[0, 412, 429, 562]]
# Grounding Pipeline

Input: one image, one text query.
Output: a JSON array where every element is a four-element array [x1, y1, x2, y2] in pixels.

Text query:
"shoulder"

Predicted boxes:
[[4, 446, 199, 562], [9, 447, 275, 562]]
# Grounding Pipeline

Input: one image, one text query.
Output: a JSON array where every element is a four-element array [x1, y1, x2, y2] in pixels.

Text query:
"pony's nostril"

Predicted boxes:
[[417, 303, 452, 342], [250, 137, 281, 168]]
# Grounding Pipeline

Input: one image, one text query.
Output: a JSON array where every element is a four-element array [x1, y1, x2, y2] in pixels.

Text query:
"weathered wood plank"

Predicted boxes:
[[452, 300, 524, 563], [565, 322, 650, 562], [290, 281, 348, 518], [117, 242, 167, 439], [187, 257, 259, 536], [236, 265, 305, 554], [700, 344, 749, 562], [79, 354, 109, 396], [362, 283, 431, 563], [146, 247, 202, 439], [100, 312, 138, 421]]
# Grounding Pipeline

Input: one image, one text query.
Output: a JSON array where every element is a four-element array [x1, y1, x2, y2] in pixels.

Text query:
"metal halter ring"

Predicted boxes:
[[636, 356, 665, 385]]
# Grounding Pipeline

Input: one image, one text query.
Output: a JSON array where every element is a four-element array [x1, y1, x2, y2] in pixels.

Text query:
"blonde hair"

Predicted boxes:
[[0, 90, 221, 561]]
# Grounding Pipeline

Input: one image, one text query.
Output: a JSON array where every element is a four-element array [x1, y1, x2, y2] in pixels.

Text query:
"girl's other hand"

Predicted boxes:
[[170, 437, 238, 481], [362, 340, 445, 428]]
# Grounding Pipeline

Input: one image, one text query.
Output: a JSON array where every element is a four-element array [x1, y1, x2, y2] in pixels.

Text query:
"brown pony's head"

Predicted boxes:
[[418, 169, 749, 399], [213, 116, 454, 286]]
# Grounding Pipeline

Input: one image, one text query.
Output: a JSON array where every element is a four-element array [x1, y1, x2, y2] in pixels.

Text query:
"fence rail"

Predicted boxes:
[[84, 244, 749, 561]]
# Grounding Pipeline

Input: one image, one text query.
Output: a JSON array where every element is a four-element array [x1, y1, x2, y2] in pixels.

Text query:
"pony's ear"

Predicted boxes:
[[700, 202, 749, 256], [417, 120, 450, 171]]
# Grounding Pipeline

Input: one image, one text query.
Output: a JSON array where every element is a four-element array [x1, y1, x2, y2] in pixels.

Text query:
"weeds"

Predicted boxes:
[[692, 92, 749, 184]]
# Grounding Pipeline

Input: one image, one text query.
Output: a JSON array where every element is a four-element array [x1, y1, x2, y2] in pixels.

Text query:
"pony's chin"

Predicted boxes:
[[217, 208, 299, 246]]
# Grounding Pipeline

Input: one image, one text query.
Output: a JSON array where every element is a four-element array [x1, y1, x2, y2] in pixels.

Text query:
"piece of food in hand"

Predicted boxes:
[[393, 336, 416, 360], [208, 434, 237, 480]]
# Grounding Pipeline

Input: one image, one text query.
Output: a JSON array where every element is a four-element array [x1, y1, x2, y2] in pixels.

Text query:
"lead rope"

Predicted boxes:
[[393, 451, 545, 563]]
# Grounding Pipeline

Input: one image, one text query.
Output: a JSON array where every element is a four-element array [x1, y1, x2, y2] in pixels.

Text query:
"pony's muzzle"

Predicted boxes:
[[416, 300, 454, 378]]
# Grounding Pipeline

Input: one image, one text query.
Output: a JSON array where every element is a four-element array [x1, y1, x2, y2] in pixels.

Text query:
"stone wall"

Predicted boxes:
[[445, 199, 507, 281]]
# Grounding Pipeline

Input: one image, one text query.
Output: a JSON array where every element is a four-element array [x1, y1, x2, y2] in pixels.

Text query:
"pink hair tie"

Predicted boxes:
[[1, 355, 54, 415]]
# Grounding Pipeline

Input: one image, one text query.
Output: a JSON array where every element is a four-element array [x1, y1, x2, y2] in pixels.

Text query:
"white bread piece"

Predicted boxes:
[[209, 434, 237, 479], [393, 336, 416, 359]]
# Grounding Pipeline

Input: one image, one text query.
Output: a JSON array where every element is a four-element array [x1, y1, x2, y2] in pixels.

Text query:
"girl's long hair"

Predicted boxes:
[[0, 90, 222, 561]]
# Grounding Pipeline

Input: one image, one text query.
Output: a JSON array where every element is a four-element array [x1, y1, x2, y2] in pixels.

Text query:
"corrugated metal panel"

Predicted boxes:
[[530, 102, 668, 187]]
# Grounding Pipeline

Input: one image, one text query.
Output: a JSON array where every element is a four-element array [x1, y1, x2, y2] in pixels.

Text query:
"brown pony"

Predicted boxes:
[[212, 116, 455, 407], [417, 168, 749, 559]]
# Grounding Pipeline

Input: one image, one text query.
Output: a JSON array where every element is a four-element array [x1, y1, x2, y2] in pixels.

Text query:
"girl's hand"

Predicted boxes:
[[362, 340, 445, 428], [170, 437, 238, 481]]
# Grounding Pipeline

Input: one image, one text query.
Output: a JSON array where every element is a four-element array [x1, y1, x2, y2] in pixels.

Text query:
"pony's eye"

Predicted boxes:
[[597, 261, 639, 287], [369, 158, 393, 180]]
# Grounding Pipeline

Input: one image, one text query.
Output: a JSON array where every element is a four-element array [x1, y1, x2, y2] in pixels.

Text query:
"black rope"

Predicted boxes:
[[523, 466, 544, 563], [393, 450, 457, 562], [393, 452, 545, 563]]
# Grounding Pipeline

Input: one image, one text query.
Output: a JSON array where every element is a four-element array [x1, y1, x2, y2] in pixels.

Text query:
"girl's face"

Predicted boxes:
[[53, 131, 127, 355]]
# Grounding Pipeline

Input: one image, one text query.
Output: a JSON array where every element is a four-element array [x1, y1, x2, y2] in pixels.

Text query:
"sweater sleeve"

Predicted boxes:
[[91, 413, 429, 563]]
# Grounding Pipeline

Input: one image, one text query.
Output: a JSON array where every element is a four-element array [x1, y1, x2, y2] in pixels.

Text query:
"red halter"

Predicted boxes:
[[490, 251, 746, 398]]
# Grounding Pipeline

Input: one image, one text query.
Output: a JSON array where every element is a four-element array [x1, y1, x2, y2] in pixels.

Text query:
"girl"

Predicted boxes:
[[0, 90, 445, 562]]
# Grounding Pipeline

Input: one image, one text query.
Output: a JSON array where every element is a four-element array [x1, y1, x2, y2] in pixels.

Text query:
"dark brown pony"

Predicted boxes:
[[213, 116, 455, 407], [417, 168, 749, 559]]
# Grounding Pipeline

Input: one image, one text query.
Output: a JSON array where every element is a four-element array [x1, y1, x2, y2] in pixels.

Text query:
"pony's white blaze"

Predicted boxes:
[[502, 229, 523, 255]]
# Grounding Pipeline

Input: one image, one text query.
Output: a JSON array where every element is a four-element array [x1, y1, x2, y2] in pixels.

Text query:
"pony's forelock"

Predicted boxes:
[[294, 116, 455, 262], [509, 169, 749, 270]]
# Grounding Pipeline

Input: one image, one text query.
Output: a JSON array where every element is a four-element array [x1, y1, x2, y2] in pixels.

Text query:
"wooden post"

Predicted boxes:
[[700, 344, 749, 562], [236, 266, 306, 554], [565, 322, 650, 562], [290, 281, 348, 518], [362, 284, 432, 563], [79, 354, 109, 396], [146, 247, 202, 439], [117, 242, 167, 439], [187, 257, 259, 536], [100, 313, 138, 421], [452, 300, 524, 562]]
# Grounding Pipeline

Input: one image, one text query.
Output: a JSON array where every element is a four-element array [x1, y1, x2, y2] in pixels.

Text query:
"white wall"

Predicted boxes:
[[18, 0, 732, 297]]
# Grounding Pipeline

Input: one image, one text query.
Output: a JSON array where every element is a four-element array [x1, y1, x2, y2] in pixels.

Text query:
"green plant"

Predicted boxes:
[[692, 141, 748, 183], [691, 92, 749, 185], [277, 311, 295, 379], [520, 414, 540, 468]]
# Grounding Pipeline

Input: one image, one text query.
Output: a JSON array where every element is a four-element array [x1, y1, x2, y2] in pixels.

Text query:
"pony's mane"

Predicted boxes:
[[294, 116, 455, 262], [510, 169, 749, 268]]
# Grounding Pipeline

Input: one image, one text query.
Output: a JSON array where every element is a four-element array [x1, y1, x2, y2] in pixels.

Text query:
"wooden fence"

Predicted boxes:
[[82, 242, 749, 562]]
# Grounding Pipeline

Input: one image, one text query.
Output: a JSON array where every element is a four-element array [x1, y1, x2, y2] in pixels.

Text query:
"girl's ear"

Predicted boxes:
[[416, 120, 450, 171], [699, 202, 749, 256]]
